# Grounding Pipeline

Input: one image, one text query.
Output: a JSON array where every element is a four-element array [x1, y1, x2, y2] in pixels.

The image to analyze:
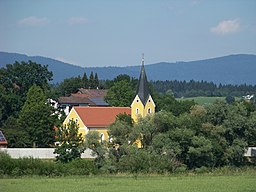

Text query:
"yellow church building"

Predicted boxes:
[[131, 55, 156, 122], [63, 55, 155, 142]]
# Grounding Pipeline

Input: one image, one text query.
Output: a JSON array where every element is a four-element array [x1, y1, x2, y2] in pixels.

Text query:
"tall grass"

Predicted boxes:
[[1, 173, 256, 192]]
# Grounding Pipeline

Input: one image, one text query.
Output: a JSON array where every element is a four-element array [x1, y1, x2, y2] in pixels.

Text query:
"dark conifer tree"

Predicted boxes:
[[89, 72, 94, 89], [94, 73, 99, 89], [82, 72, 88, 88]]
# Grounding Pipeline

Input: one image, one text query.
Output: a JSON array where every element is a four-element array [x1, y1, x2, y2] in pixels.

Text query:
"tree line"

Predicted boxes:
[[152, 80, 256, 98]]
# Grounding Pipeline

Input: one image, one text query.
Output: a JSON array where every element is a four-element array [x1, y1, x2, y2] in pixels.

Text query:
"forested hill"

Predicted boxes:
[[0, 52, 256, 85]]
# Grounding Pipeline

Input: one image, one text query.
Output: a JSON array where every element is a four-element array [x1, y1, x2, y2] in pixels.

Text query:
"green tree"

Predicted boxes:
[[2, 116, 30, 147], [85, 131, 107, 168], [57, 76, 82, 96], [113, 74, 131, 83], [82, 72, 88, 88], [54, 120, 85, 163], [188, 136, 213, 168], [105, 80, 134, 107], [89, 72, 95, 89], [246, 111, 256, 145], [19, 85, 55, 147], [155, 94, 195, 115], [0, 61, 53, 126], [108, 114, 134, 146], [226, 95, 235, 104], [94, 73, 99, 88], [0, 61, 52, 96]]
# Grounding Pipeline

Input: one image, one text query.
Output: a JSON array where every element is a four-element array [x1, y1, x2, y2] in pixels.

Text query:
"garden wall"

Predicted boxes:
[[0, 148, 94, 159]]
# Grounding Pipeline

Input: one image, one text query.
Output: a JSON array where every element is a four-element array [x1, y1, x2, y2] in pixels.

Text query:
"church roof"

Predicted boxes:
[[136, 56, 150, 105], [74, 107, 131, 127]]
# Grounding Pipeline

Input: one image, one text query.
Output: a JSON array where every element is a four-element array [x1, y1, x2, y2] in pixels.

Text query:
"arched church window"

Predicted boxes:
[[136, 108, 139, 114], [148, 108, 151, 114]]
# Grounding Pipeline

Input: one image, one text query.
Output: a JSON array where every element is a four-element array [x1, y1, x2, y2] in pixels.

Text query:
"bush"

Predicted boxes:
[[0, 152, 14, 175], [66, 159, 98, 175], [194, 166, 209, 174], [0, 151, 97, 177]]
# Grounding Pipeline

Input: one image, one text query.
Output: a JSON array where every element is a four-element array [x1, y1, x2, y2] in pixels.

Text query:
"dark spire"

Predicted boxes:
[[136, 54, 150, 105]]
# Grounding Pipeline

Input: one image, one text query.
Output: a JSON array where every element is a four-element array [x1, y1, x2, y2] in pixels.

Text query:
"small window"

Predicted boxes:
[[136, 99, 139, 102], [75, 118, 78, 123], [148, 108, 151, 114], [136, 108, 139, 114], [149, 100, 151, 102], [100, 133, 104, 143], [68, 118, 72, 123]]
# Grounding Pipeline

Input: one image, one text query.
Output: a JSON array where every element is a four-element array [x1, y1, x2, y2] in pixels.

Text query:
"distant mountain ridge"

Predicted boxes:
[[0, 52, 256, 85]]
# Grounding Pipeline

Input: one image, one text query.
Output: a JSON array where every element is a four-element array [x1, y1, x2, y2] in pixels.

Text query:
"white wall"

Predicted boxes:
[[244, 147, 256, 157], [0, 148, 94, 159]]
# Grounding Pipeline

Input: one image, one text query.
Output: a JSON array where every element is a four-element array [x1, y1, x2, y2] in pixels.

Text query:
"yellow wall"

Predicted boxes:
[[89, 128, 109, 142], [131, 95, 156, 122], [143, 95, 156, 117], [63, 108, 87, 138], [131, 95, 145, 122], [63, 108, 108, 142]]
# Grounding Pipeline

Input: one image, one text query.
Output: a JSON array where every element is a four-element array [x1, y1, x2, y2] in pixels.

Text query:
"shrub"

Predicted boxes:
[[0, 151, 97, 177]]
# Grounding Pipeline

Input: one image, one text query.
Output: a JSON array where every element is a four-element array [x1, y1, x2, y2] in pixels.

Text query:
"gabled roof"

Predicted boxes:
[[58, 89, 109, 106], [74, 107, 131, 127], [58, 95, 95, 105], [136, 56, 151, 105]]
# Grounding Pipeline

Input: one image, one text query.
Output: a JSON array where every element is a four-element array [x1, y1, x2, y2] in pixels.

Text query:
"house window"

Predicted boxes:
[[75, 118, 78, 123], [68, 118, 72, 123], [149, 99, 151, 102], [148, 108, 151, 114], [136, 108, 139, 114], [136, 99, 139, 102]]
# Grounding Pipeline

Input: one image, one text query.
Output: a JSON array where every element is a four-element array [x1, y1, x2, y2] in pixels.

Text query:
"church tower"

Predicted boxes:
[[131, 54, 156, 122]]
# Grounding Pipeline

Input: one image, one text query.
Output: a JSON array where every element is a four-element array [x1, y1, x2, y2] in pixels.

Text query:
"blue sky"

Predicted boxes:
[[0, 0, 256, 67]]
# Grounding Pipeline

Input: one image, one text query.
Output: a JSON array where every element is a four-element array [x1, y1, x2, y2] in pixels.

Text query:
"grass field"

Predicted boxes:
[[178, 97, 227, 105], [178, 96, 242, 105], [1, 174, 256, 192]]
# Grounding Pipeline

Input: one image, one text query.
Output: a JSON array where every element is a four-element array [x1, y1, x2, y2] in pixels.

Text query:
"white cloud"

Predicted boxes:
[[18, 16, 48, 26], [211, 19, 240, 35], [68, 17, 90, 25]]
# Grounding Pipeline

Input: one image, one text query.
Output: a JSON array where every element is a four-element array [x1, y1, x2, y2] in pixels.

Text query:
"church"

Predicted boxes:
[[63, 55, 155, 142]]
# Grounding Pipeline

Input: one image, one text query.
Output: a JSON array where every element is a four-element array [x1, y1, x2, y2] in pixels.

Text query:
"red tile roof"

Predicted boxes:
[[74, 107, 131, 127]]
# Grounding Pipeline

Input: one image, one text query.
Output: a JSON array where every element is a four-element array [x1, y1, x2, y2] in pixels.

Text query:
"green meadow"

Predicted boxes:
[[1, 174, 256, 192], [178, 96, 232, 105]]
